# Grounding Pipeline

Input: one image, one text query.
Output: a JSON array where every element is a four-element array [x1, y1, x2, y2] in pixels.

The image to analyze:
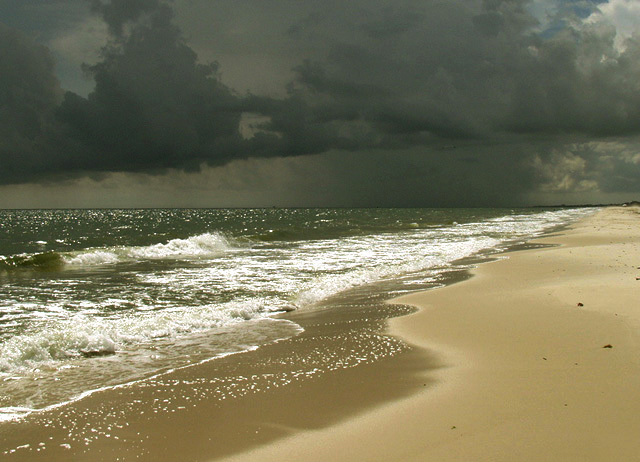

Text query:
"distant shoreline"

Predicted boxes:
[[0, 204, 615, 211]]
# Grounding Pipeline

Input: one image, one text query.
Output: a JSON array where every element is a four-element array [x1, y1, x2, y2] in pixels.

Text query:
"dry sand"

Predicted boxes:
[[226, 206, 640, 461]]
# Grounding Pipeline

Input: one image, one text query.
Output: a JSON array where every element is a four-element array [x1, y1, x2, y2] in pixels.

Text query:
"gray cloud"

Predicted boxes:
[[0, 23, 63, 182], [281, 0, 640, 142], [21, 0, 349, 180], [0, 146, 538, 208], [54, 1, 248, 174], [89, 0, 163, 36], [1, 0, 640, 204]]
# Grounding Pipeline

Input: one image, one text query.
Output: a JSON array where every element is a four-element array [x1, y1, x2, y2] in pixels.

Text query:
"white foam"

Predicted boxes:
[[126, 233, 232, 259], [0, 298, 268, 375], [293, 208, 596, 308], [62, 232, 233, 266], [0, 317, 304, 423], [0, 407, 33, 422], [64, 250, 119, 266], [293, 235, 499, 307]]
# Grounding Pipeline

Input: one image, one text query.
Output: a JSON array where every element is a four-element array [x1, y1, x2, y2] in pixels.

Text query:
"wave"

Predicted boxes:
[[0, 233, 234, 271], [290, 209, 596, 309], [292, 234, 501, 308], [0, 298, 276, 375], [65, 232, 234, 266], [0, 252, 66, 271]]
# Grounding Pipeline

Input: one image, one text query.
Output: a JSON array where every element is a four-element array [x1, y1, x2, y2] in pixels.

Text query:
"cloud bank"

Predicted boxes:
[[1, 0, 640, 204]]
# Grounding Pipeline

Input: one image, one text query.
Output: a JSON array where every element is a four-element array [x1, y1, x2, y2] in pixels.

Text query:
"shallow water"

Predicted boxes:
[[0, 207, 595, 419]]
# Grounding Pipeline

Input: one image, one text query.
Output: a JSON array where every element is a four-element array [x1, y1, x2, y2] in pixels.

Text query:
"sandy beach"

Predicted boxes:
[[226, 206, 640, 461], [3, 206, 640, 461]]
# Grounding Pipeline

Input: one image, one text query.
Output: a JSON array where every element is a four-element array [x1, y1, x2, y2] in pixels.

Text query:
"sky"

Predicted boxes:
[[1, 0, 640, 208]]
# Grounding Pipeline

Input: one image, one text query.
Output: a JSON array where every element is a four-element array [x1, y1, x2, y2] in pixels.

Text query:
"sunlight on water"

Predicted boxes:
[[0, 207, 595, 418]]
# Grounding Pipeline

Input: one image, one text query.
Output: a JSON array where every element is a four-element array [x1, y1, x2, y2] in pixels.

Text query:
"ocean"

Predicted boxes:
[[0, 207, 595, 422]]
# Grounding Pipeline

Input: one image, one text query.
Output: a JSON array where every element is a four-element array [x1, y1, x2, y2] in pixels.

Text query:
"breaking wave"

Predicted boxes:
[[0, 233, 234, 271], [0, 298, 276, 375]]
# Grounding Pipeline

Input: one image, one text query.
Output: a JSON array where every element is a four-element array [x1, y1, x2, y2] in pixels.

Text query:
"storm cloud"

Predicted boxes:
[[0, 23, 63, 181], [56, 0, 248, 174], [281, 0, 640, 140], [1, 0, 640, 205]]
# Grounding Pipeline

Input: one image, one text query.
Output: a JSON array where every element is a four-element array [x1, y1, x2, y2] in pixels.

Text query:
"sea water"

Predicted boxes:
[[0, 207, 595, 420]]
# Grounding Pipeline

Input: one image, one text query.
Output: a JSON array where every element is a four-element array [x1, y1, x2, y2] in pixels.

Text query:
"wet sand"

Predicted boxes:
[[0, 287, 438, 460], [225, 206, 640, 461]]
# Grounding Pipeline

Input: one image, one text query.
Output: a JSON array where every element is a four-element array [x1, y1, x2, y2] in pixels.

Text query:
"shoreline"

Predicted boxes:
[[224, 206, 640, 461], [0, 282, 437, 460], [3, 207, 637, 460]]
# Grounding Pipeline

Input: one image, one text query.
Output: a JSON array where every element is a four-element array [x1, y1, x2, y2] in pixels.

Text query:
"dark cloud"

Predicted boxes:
[[89, 0, 163, 36], [0, 23, 63, 182], [56, 1, 247, 174], [281, 0, 640, 143], [360, 6, 426, 39], [505, 21, 640, 136], [1, 0, 640, 204], [4, 0, 351, 182], [0, 0, 88, 41]]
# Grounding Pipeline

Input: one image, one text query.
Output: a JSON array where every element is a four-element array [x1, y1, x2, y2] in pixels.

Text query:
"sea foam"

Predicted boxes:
[[63, 232, 233, 266], [0, 296, 271, 375]]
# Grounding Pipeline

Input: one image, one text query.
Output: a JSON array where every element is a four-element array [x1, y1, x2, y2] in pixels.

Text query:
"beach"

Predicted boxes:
[[2, 206, 639, 460], [225, 206, 640, 461]]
